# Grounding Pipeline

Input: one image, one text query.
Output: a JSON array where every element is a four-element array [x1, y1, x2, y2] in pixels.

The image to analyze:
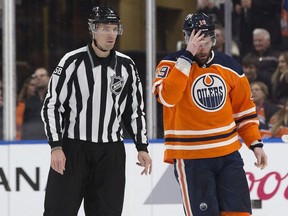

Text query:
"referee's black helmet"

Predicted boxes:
[[88, 6, 123, 35]]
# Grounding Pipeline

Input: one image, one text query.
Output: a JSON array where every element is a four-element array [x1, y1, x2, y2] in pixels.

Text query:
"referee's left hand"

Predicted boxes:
[[136, 151, 152, 175]]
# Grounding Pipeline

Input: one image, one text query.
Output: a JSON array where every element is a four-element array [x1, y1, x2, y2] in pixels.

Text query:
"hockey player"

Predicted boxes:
[[153, 12, 268, 216]]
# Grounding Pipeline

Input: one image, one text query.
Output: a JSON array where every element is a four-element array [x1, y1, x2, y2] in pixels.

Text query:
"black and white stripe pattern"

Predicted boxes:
[[41, 43, 148, 150]]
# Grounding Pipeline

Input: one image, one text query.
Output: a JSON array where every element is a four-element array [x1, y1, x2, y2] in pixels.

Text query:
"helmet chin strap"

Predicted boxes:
[[93, 39, 109, 52]]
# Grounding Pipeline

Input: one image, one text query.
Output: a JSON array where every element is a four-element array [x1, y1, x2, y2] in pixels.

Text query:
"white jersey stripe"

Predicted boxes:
[[176, 159, 193, 216], [165, 135, 239, 150]]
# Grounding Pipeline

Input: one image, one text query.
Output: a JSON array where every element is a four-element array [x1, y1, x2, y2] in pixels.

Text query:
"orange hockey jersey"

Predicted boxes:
[[153, 50, 262, 164]]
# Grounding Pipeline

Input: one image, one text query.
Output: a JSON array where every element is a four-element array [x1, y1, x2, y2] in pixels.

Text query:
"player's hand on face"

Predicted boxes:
[[136, 151, 152, 175], [50, 149, 66, 175], [186, 29, 205, 56]]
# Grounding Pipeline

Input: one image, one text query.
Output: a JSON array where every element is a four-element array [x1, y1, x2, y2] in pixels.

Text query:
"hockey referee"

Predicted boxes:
[[41, 5, 152, 216]]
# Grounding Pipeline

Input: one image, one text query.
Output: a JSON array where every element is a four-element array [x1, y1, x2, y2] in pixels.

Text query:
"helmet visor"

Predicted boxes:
[[183, 29, 214, 37], [89, 23, 123, 35], [184, 34, 215, 47]]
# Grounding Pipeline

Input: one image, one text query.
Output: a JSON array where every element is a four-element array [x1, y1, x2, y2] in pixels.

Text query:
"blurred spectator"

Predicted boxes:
[[196, 0, 224, 26], [214, 24, 240, 60], [231, 0, 242, 46], [242, 53, 271, 95], [269, 99, 288, 138], [16, 62, 33, 96], [21, 67, 50, 140], [242, 53, 259, 82], [247, 28, 279, 86], [250, 81, 280, 138], [281, 0, 288, 48], [271, 51, 288, 105], [16, 76, 36, 140], [234, 0, 282, 57]]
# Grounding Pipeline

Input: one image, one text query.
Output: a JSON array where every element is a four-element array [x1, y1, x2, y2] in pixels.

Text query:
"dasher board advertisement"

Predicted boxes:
[[0, 140, 287, 216]]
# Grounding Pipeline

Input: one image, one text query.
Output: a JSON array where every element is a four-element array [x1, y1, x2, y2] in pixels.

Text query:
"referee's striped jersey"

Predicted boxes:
[[41, 43, 148, 151]]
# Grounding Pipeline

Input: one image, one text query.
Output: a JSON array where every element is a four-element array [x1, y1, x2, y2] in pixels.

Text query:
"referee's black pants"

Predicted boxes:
[[43, 138, 126, 216]]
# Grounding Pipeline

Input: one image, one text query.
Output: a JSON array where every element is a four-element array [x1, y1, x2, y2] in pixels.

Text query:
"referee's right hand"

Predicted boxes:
[[50, 149, 66, 175]]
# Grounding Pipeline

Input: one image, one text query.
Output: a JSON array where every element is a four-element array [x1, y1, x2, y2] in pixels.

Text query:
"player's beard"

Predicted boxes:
[[194, 49, 212, 67]]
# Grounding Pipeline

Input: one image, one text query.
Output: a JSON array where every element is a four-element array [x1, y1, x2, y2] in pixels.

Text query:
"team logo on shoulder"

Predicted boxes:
[[192, 73, 226, 112], [53, 66, 63, 76], [110, 74, 124, 95], [156, 66, 169, 78]]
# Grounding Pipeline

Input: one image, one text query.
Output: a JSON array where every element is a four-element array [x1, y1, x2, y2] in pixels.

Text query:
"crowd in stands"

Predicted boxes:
[[0, 1, 288, 141], [16, 67, 50, 140], [0, 67, 50, 141]]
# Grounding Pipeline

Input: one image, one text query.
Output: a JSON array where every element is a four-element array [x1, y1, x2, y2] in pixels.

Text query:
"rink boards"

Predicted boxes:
[[0, 139, 287, 216]]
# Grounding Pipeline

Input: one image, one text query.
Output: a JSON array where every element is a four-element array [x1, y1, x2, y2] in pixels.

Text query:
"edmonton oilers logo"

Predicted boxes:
[[192, 73, 226, 112]]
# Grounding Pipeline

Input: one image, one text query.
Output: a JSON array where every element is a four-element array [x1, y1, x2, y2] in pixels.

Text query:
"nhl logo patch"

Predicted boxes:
[[110, 74, 124, 95]]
